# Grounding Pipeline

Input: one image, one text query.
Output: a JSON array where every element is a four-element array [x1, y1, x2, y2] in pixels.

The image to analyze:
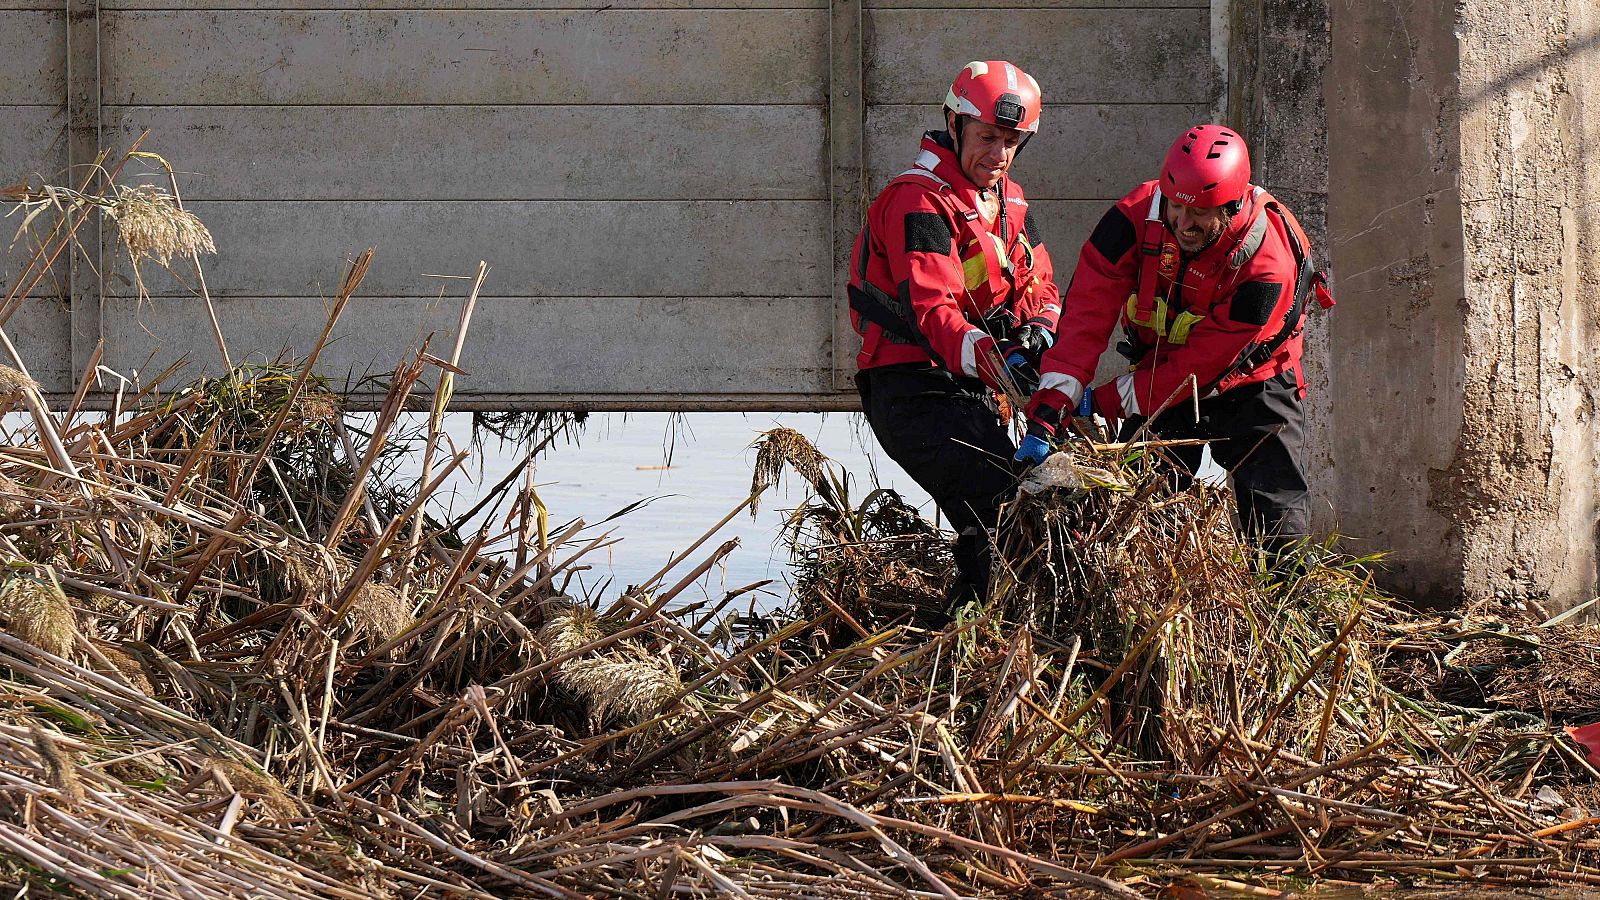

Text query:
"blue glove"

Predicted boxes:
[[1014, 433, 1051, 466]]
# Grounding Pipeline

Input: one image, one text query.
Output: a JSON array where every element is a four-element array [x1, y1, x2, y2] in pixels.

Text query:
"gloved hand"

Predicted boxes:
[[1020, 387, 1091, 454], [997, 323, 1053, 366], [1002, 352, 1040, 395], [1013, 322, 1053, 357], [1014, 432, 1051, 466]]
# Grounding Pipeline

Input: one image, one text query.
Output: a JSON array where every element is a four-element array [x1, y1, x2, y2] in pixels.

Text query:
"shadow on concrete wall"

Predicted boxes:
[[1461, 26, 1600, 109]]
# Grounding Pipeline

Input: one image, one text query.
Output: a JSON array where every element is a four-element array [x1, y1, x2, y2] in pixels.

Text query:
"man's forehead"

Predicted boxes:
[[1166, 199, 1227, 215], [966, 121, 1024, 140]]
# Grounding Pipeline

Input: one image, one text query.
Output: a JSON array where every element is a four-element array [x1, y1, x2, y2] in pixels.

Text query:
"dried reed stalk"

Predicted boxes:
[[0, 158, 1587, 899]]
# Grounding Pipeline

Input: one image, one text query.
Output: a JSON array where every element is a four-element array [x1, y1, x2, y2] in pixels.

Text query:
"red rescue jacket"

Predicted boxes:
[[849, 132, 1060, 379], [1035, 180, 1329, 420]]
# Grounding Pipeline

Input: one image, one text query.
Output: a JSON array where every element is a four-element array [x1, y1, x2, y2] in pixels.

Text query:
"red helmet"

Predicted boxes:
[[1160, 124, 1251, 207], [944, 60, 1041, 133]]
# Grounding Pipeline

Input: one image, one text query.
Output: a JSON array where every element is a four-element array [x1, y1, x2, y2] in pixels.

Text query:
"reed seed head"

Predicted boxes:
[[0, 577, 78, 659], [107, 185, 216, 268], [29, 725, 84, 808], [349, 583, 415, 650], [0, 366, 38, 398], [752, 427, 831, 515]]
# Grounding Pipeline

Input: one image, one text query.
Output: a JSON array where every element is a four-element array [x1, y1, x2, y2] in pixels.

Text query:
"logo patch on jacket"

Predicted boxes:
[[1158, 243, 1178, 277]]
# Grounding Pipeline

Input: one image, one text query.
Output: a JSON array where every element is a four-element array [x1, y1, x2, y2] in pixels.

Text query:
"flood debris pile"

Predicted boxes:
[[0, 161, 1595, 898], [754, 428, 950, 635]]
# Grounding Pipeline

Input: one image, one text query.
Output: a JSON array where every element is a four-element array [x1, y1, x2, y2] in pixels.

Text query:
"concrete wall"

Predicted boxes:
[[1325, 1, 1468, 600], [1, 1, 1213, 410], [95, 4, 836, 405], [1447, 1, 1600, 611], [0, 4, 73, 393], [1325, 0, 1600, 610]]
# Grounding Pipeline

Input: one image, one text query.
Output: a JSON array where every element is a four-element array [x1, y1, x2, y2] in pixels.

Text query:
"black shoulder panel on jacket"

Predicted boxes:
[[1088, 206, 1136, 264], [1024, 209, 1043, 246], [1229, 280, 1284, 326], [903, 212, 953, 254]]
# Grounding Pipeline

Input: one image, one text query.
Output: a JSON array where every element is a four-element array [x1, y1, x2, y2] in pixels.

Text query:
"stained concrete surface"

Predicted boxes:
[[1324, 1, 1600, 611]]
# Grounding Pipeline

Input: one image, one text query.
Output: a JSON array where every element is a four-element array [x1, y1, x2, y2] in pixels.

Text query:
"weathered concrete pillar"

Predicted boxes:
[[1327, 1, 1600, 611]]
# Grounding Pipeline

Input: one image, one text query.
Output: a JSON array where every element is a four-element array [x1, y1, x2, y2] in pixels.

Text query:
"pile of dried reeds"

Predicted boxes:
[[0, 147, 1594, 898], [770, 433, 1600, 894]]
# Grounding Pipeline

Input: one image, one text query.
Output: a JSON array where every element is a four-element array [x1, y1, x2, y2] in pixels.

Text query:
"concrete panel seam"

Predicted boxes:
[[66, 0, 103, 382]]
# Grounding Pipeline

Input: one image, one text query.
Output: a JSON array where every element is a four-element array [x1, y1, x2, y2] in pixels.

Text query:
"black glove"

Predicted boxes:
[[1013, 323, 1053, 359], [1000, 323, 1053, 366]]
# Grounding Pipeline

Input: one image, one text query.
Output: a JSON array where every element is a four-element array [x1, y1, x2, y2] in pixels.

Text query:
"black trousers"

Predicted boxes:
[[856, 364, 1018, 594], [1123, 369, 1311, 548]]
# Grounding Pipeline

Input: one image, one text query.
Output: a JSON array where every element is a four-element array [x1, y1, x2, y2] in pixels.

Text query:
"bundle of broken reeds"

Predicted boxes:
[[770, 433, 1600, 894], [0, 146, 1594, 898]]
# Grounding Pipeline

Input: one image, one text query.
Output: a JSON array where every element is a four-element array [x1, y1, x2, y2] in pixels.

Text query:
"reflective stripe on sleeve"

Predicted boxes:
[[960, 329, 987, 379], [1115, 373, 1141, 417], [1037, 372, 1085, 408]]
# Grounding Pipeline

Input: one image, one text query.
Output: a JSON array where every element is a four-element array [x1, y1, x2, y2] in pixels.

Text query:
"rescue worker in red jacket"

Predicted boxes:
[[850, 60, 1060, 604], [1016, 124, 1332, 552]]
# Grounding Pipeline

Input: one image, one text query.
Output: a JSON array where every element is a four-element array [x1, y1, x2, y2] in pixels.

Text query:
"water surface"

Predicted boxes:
[[421, 412, 934, 604]]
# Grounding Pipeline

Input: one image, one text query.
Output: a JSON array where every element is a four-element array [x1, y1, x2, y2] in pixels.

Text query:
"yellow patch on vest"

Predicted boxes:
[[1168, 310, 1206, 345], [963, 253, 988, 290]]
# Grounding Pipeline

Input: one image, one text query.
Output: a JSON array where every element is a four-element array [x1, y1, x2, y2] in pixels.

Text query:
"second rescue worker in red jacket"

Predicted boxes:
[[850, 60, 1060, 604], [1016, 125, 1332, 551]]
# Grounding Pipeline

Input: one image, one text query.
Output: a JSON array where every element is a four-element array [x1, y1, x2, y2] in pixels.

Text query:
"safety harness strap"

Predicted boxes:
[[849, 223, 918, 345], [897, 165, 1008, 296], [1232, 203, 1320, 375], [1200, 201, 1332, 396], [849, 159, 1020, 352]]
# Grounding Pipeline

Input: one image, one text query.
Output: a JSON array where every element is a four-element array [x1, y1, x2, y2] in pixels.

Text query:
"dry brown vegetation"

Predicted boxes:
[[0, 145, 1594, 898]]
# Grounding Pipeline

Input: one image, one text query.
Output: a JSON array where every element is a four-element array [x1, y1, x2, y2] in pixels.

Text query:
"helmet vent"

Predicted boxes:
[[1203, 181, 1220, 191], [1206, 141, 1228, 159]]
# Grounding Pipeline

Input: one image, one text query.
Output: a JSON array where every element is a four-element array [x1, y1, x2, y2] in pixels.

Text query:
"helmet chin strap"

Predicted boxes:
[[947, 112, 967, 155]]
